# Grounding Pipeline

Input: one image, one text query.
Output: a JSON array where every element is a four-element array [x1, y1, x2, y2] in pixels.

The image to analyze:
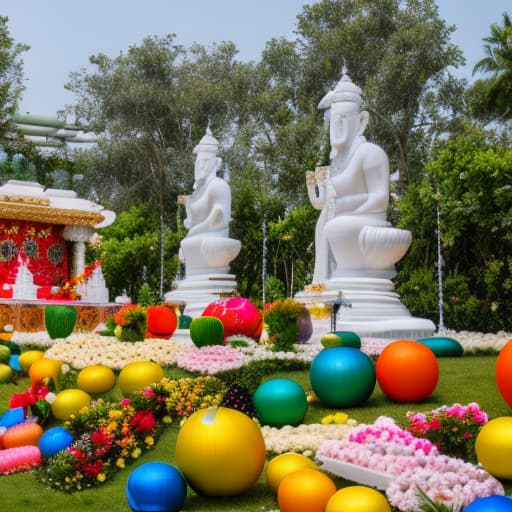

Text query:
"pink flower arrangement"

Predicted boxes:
[[405, 402, 488, 462], [316, 416, 503, 511], [0, 446, 42, 474], [176, 345, 245, 374]]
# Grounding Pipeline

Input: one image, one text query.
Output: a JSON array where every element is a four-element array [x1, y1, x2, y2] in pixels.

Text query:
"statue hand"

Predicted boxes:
[[315, 166, 329, 183], [306, 171, 316, 186]]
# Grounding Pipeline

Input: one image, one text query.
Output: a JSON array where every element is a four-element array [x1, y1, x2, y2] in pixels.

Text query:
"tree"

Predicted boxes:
[[396, 126, 512, 332], [0, 16, 27, 143], [66, 36, 254, 295], [295, 0, 466, 190], [471, 11, 512, 121]]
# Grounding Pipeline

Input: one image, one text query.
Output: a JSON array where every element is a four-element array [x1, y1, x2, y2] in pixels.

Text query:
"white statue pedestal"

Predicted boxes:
[[164, 273, 239, 318], [295, 277, 435, 341]]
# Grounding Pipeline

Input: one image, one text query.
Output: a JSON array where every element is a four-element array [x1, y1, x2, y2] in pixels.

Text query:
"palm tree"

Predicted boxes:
[[472, 12, 512, 120]]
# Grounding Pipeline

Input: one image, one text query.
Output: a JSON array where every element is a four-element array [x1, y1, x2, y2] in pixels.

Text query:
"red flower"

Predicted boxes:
[[130, 410, 156, 433], [91, 428, 113, 456], [9, 390, 36, 409], [83, 460, 103, 478]]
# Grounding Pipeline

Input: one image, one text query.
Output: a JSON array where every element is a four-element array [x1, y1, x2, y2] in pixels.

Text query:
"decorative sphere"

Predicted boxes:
[[417, 336, 463, 357], [2, 422, 44, 448], [189, 316, 225, 347], [253, 378, 308, 427], [0, 363, 13, 383], [475, 417, 512, 479], [118, 361, 164, 395], [202, 297, 263, 339], [266, 452, 317, 493], [464, 495, 512, 512], [0, 344, 10, 364], [176, 406, 266, 496], [18, 350, 44, 373], [376, 340, 439, 402], [310, 347, 376, 407], [77, 365, 116, 394], [29, 357, 63, 387], [321, 333, 343, 349], [51, 389, 92, 421], [9, 354, 21, 372], [126, 462, 187, 512], [496, 340, 512, 408], [277, 468, 336, 512], [333, 331, 362, 349], [38, 427, 74, 458], [325, 485, 392, 512]]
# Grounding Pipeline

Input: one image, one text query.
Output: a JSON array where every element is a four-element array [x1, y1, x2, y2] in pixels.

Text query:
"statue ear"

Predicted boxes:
[[357, 111, 369, 135]]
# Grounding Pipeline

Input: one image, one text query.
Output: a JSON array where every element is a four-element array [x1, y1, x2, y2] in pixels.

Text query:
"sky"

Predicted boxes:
[[2, 0, 510, 117]]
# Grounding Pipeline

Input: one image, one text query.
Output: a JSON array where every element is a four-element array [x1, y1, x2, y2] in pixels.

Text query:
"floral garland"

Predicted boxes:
[[50, 260, 101, 300]]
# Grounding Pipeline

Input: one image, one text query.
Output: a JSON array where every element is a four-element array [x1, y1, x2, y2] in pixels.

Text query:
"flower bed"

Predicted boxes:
[[316, 416, 504, 511]]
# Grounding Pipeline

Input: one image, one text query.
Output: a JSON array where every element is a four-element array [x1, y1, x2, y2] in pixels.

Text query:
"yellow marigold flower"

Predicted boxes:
[[334, 412, 348, 424], [162, 415, 172, 424], [131, 447, 142, 459], [145, 436, 154, 446], [97, 473, 106, 482], [65, 476, 72, 483], [321, 414, 334, 425], [116, 458, 125, 469], [109, 410, 123, 420]]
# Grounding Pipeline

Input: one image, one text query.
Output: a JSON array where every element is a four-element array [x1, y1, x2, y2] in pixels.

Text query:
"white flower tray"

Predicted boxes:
[[317, 455, 393, 490]]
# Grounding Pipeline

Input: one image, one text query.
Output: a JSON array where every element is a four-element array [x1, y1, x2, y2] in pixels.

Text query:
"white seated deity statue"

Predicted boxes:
[[306, 68, 411, 284], [178, 126, 241, 277]]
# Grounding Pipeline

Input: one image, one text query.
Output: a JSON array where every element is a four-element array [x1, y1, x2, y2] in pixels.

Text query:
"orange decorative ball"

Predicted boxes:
[[496, 340, 512, 408], [376, 340, 439, 402], [146, 305, 178, 338], [266, 452, 317, 493], [3, 422, 44, 449], [277, 468, 336, 512], [28, 358, 63, 387]]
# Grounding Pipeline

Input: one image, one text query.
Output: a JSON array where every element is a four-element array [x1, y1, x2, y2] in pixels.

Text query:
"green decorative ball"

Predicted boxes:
[[333, 331, 361, 349], [190, 316, 225, 347], [178, 314, 193, 329], [44, 305, 77, 339], [417, 336, 464, 357], [0, 344, 11, 364]]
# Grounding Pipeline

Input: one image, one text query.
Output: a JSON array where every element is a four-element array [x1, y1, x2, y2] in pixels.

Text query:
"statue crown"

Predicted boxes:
[[193, 125, 219, 155], [318, 65, 363, 110]]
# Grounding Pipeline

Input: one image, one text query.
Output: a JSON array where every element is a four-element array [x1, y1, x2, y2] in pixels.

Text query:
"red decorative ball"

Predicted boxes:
[[376, 340, 439, 402], [496, 340, 512, 408], [146, 305, 177, 338], [202, 297, 263, 340]]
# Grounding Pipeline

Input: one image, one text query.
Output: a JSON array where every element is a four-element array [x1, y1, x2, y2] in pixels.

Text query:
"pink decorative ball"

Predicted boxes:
[[202, 297, 263, 340]]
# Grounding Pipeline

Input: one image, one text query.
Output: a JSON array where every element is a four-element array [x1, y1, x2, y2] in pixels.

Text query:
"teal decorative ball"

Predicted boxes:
[[417, 336, 463, 357], [333, 331, 361, 349], [310, 347, 376, 407], [253, 378, 308, 427], [189, 316, 225, 347]]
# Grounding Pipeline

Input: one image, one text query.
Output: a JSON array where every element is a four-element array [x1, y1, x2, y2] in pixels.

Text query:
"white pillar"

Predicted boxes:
[[63, 225, 94, 277]]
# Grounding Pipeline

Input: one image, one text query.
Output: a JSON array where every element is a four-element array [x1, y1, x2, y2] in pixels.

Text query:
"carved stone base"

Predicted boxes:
[[0, 299, 121, 333], [295, 277, 435, 340], [164, 274, 238, 318]]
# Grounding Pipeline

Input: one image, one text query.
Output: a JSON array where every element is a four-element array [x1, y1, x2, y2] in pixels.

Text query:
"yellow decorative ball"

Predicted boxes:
[[475, 416, 512, 479], [77, 365, 116, 394], [0, 363, 13, 383], [51, 389, 92, 421], [176, 406, 266, 496], [118, 361, 164, 395], [29, 357, 63, 386], [321, 333, 343, 349], [266, 452, 317, 493], [18, 350, 45, 373], [326, 485, 391, 512]]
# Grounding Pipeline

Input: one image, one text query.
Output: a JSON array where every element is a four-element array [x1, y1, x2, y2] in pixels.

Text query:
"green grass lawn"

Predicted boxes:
[[0, 354, 509, 511]]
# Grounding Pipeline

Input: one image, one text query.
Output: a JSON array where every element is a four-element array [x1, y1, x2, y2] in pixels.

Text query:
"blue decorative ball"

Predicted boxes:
[[38, 426, 74, 458], [253, 378, 308, 427], [126, 462, 187, 512], [310, 347, 376, 407], [464, 495, 512, 511]]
